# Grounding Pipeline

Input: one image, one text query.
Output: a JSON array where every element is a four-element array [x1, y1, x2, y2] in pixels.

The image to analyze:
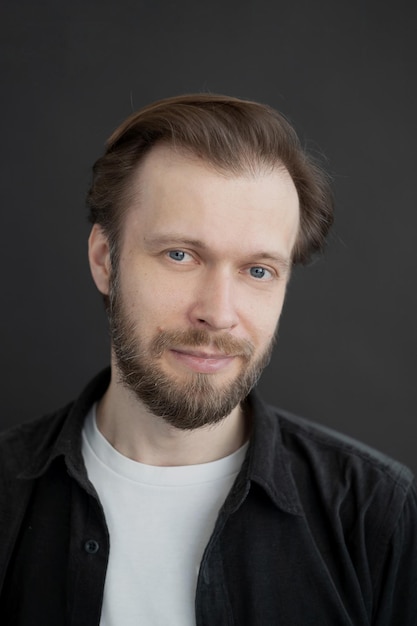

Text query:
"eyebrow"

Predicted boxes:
[[143, 234, 209, 250], [143, 234, 293, 273]]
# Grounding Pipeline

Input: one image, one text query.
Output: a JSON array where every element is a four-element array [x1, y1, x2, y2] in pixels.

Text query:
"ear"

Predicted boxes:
[[88, 224, 111, 296]]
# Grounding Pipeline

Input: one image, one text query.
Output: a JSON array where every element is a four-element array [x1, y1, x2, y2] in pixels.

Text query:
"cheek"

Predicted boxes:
[[241, 314, 277, 359], [245, 287, 286, 334], [125, 277, 190, 325], [251, 317, 280, 350]]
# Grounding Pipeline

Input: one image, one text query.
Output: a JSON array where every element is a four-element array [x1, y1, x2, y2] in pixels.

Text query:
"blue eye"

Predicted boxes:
[[168, 250, 186, 261], [249, 266, 271, 280]]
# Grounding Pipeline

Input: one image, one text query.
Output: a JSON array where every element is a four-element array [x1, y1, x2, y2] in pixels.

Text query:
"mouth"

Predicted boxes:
[[169, 348, 237, 374], [173, 348, 234, 359]]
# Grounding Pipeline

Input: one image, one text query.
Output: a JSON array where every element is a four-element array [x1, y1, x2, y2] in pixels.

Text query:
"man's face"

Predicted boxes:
[[101, 145, 300, 429]]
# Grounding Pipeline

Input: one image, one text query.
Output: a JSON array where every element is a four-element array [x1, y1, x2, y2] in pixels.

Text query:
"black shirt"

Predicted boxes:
[[0, 369, 416, 625]]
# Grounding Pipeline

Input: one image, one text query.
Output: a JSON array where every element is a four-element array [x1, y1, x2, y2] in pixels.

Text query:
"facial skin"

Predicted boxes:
[[89, 145, 300, 459]]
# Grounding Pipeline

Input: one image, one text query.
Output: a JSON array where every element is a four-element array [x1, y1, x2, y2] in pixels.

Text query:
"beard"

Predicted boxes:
[[108, 275, 275, 430]]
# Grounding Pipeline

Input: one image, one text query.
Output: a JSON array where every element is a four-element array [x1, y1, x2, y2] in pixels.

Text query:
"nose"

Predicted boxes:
[[189, 268, 239, 331]]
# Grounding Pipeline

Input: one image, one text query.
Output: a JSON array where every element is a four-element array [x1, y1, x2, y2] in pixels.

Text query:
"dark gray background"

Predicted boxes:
[[1, 1, 416, 473]]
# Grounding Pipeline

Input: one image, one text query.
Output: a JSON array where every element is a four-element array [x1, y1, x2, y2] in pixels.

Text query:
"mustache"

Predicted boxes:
[[150, 329, 255, 360]]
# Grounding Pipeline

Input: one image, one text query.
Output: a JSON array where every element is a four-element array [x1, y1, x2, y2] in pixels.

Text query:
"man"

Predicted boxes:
[[0, 94, 415, 625]]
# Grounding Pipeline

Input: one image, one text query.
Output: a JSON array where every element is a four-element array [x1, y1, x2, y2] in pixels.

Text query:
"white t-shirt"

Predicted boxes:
[[81, 405, 248, 626]]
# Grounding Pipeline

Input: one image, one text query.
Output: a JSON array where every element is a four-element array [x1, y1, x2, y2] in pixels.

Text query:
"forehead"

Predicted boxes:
[[122, 144, 300, 259]]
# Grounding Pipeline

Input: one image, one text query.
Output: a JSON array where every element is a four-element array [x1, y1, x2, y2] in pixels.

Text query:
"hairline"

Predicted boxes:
[[117, 139, 294, 224]]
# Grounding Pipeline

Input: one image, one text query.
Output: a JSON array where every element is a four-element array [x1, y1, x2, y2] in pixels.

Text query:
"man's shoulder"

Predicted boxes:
[[274, 405, 414, 491], [253, 402, 416, 560], [253, 400, 415, 526], [0, 368, 110, 477], [0, 403, 74, 474]]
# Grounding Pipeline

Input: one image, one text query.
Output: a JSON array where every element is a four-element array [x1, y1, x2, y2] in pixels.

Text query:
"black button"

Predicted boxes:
[[84, 539, 99, 554]]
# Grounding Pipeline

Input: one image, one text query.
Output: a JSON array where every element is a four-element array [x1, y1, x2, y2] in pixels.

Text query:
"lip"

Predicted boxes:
[[169, 348, 236, 374], [174, 348, 232, 359]]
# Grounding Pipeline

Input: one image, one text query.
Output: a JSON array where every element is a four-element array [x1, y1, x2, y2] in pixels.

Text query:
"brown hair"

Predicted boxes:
[[87, 93, 333, 265]]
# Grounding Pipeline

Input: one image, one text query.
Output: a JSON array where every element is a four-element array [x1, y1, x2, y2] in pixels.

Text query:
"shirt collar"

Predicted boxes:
[[21, 368, 112, 482], [244, 390, 303, 516]]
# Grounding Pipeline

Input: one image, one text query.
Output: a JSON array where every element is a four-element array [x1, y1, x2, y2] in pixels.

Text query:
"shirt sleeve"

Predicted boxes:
[[372, 479, 417, 625]]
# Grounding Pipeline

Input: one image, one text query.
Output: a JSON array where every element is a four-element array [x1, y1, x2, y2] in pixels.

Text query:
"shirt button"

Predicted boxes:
[[84, 539, 100, 554]]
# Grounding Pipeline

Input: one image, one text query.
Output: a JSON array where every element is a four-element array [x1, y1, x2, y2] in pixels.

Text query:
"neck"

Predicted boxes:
[[95, 368, 250, 466]]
